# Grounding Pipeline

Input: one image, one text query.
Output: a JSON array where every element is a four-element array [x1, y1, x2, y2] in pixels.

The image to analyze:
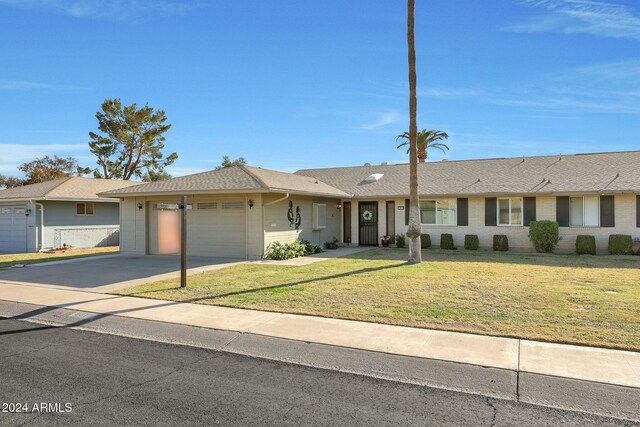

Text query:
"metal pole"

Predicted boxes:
[[180, 195, 187, 288]]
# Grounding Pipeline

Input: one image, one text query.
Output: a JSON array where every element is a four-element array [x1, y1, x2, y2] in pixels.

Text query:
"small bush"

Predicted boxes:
[[576, 235, 596, 255], [323, 237, 339, 250], [266, 239, 322, 260], [420, 234, 431, 249], [608, 235, 633, 255], [464, 234, 479, 251], [493, 235, 509, 252], [440, 233, 455, 250], [528, 220, 561, 253], [395, 234, 406, 248]]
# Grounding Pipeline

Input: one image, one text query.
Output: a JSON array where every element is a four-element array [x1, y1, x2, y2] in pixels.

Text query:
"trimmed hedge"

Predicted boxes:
[[440, 233, 455, 250], [528, 220, 560, 253], [395, 233, 406, 248], [464, 234, 479, 251], [493, 235, 509, 252], [576, 235, 596, 255], [608, 234, 633, 255], [421, 234, 431, 249]]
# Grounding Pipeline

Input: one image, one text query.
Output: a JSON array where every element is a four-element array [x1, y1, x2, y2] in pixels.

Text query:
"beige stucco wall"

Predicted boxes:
[[344, 194, 639, 253], [263, 195, 341, 250]]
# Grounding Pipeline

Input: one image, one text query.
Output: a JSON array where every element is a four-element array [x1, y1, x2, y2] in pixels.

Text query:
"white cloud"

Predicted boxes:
[[0, 143, 89, 175], [0, 79, 82, 90], [0, 0, 200, 21], [505, 0, 640, 40], [360, 111, 401, 130]]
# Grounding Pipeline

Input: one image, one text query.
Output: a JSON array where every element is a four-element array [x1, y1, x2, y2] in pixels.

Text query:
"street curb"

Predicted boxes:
[[1, 300, 638, 422]]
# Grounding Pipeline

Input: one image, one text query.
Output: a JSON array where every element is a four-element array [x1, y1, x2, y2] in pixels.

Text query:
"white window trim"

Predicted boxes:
[[570, 196, 600, 228], [419, 198, 457, 226], [497, 197, 523, 226], [313, 203, 327, 230], [76, 202, 94, 216]]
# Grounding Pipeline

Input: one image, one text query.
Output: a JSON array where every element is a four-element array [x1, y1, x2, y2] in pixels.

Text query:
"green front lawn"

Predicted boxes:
[[114, 249, 640, 351], [0, 247, 119, 270]]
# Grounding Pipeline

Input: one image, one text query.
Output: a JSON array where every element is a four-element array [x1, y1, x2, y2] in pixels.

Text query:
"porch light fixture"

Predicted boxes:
[[248, 200, 254, 209], [137, 202, 143, 210], [337, 203, 342, 209]]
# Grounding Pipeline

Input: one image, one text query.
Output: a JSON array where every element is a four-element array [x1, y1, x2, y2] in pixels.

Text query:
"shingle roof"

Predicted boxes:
[[0, 177, 142, 202], [100, 165, 351, 198], [295, 151, 640, 198]]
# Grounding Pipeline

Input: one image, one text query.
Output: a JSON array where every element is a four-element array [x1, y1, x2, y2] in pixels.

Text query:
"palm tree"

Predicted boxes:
[[397, 129, 449, 162], [406, 0, 421, 264]]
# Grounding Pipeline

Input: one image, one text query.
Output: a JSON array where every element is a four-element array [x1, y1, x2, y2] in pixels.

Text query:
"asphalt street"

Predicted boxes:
[[0, 318, 634, 426]]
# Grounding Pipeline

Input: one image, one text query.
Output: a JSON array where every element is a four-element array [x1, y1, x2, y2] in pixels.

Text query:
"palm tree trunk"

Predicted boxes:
[[406, 0, 421, 264]]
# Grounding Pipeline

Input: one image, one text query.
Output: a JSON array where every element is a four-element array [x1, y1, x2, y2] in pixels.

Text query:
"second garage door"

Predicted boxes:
[[0, 206, 28, 253], [188, 200, 246, 258]]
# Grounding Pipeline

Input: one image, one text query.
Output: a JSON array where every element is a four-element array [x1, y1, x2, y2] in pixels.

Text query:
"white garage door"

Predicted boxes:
[[188, 200, 246, 258], [0, 206, 28, 252], [149, 200, 246, 258]]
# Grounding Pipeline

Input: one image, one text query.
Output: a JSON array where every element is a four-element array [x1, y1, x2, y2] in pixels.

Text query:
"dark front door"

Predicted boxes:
[[358, 201, 378, 246], [343, 202, 352, 244], [386, 201, 395, 244]]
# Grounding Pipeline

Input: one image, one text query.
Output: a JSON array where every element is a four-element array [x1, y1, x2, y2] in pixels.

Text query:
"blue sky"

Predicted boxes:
[[0, 0, 638, 178]]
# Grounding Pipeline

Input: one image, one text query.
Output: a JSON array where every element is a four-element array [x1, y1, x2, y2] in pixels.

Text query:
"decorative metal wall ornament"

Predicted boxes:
[[287, 201, 302, 229], [362, 210, 373, 221], [287, 201, 294, 227], [295, 206, 302, 229]]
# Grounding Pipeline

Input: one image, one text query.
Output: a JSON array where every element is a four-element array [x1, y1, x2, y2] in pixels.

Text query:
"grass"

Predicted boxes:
[[113, 248, 640, 352], [0, 247, 119, 270]]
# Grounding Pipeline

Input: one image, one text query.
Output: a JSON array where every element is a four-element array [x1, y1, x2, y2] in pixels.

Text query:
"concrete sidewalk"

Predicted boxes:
[[1, 280, 638, 390]]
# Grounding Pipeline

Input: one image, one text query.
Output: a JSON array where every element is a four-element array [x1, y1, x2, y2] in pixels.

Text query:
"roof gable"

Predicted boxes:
[[0, 177, 141, 201], [100, 166, 350, 198]]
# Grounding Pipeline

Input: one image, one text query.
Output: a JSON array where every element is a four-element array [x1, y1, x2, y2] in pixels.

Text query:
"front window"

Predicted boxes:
[[498, 198, 522, 226], [420, 199, 456, 225], [570, 196, 599, 227], [76, 203, 94, 216]]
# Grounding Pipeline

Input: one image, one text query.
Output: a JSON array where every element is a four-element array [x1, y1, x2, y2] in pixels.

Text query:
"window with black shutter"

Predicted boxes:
[[485, 198, 497, 226], [523, 197, 536, 226], [600, 195, 615, 228], [405, 199, 410, 225], [556, 196, 570, 227], [457, 198, 468, 226]]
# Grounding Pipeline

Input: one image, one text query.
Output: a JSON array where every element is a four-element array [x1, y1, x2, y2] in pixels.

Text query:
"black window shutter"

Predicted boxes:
[[485, 198, 497, 226], [523, 197, 536, 226], [637, 195, 640, 228], [600, 195, 615, 227], [405, 199, 410, 226], [556, 197, 570, 227], [457, 198, 468, 226]]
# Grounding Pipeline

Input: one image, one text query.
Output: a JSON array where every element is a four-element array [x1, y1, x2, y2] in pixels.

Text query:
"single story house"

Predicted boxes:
[[0, 177, 141, 252], [101, 151, 640, 258]]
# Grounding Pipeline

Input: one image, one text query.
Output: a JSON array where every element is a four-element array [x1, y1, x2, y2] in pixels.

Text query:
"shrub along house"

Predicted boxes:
[[101, 151, 640, 259], [0, 177, 141, 252]]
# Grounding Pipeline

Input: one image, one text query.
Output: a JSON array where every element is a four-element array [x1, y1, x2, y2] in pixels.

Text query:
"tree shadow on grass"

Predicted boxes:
[[128, 262, 408, 303], [341, 248, 640, 269]]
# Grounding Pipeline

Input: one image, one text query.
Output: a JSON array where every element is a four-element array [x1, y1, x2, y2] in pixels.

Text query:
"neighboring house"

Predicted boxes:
[[101, 151, 640, 259], [0, 177, 141, 253]]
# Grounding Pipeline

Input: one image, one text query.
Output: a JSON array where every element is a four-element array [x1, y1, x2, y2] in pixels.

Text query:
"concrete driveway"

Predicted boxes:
[[0, 254, 244, 293]]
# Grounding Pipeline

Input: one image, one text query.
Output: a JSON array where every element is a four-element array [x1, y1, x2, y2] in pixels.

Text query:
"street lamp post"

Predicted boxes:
[[180, 195, 187, 288]]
